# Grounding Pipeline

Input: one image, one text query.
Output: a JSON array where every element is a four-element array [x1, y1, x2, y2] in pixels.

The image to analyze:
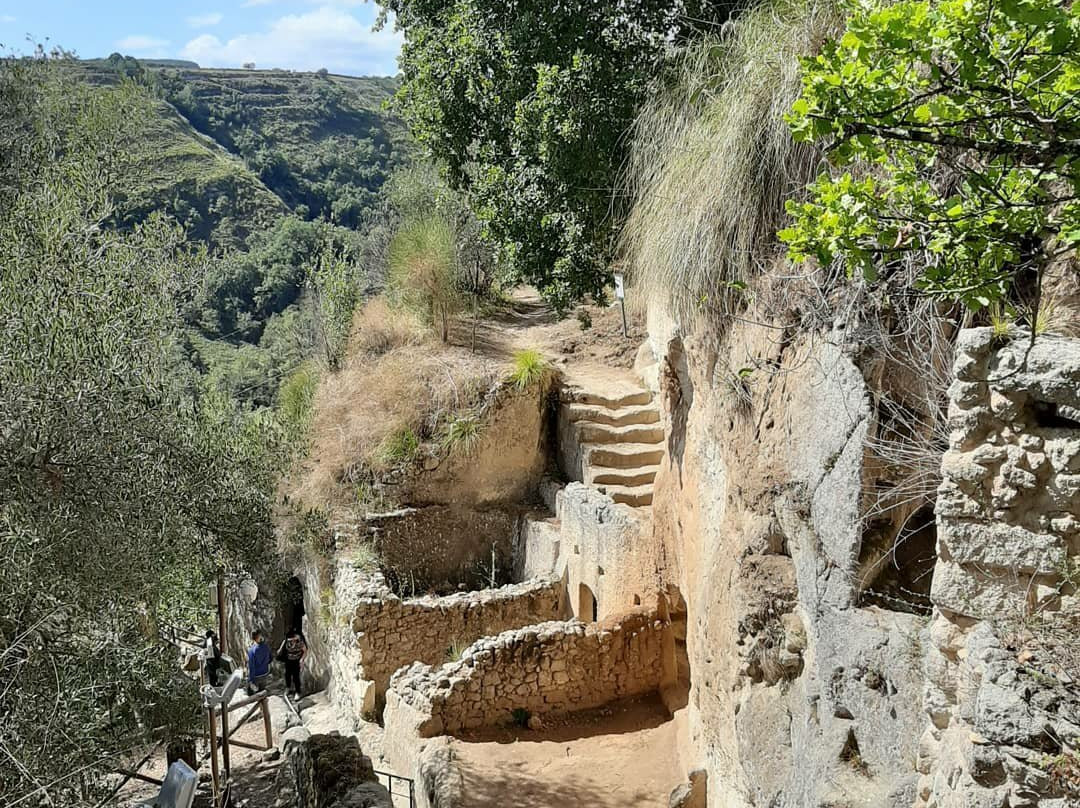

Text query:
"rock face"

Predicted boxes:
[[288, 732, 392, 808], [917, 329, 1080, 808], [640, 308, 930, 807]]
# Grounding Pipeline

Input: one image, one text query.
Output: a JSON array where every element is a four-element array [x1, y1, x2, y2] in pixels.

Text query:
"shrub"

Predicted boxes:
[[350, 296, 426, 357], [507, 348, 551, 392], [387, 216, 462, 342], [278, 363, 318, 434], [351, 542, 381, 572]]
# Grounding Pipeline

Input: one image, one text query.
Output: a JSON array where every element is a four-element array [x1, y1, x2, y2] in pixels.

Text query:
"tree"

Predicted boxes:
[[380, 0, 730, 311], [780, 0, 1080, 310], [0, 59, 284, 804]]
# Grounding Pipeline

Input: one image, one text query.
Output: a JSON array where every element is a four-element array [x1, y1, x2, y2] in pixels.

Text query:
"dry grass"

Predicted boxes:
[[288, 296, 499, 508], [620, 0, 842, 326], [349, 296, 427, 357]]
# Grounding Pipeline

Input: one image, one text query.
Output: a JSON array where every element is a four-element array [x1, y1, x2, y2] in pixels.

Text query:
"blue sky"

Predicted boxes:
[[0, 1, 402, 76]]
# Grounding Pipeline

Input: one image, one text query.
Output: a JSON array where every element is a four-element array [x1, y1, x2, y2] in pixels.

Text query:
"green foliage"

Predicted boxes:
[[507, 349, 552, 392], [442, 414, 482, 455], [387, 215, 462, 341], [379, 426, 421, 465], [279, 363, 319, 436], [622, 0, 841, 324], [155, 67, 408, 230], [781, 0, 1080, 308], [0, 60, 287, 804], [309, 241, 365, 370], [510, 707, 532, 728], [384, 0, 730, 310], [351, 542, 382, 572], [445, 638, 470, 663]]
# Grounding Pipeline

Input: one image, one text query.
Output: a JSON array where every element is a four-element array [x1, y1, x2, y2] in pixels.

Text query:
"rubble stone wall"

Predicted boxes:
[[351, 577, 566, 707], [386, 609, 666, 737], [919, 328, 1080, 808]]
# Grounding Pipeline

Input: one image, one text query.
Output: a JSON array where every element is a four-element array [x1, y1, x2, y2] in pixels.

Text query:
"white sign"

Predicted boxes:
[[613, 273, 625, 300]]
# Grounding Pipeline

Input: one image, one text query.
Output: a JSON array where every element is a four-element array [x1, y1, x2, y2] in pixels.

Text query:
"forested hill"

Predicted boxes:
[[70, 58, 408, 247]]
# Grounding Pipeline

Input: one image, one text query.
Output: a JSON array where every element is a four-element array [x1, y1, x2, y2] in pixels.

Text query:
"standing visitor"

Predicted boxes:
[[246, 629, 271, 695], [203, 630, 222, 687], [278, 627, 307, 700]]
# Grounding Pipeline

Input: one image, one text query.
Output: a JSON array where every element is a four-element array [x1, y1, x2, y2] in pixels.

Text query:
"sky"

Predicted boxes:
[[0, 1, 403, 76]]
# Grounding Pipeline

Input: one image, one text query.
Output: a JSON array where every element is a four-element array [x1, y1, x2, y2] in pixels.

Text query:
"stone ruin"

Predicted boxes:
[[275, 325, 1080, 808], [918, 328, 1080, 808]]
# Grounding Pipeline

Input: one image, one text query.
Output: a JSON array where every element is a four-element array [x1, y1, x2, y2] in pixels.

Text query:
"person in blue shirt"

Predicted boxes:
[[246, 629, 272, 695]]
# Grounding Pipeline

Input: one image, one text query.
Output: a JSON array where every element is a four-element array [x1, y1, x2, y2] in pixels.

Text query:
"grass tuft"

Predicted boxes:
[[379, 426, 420, 466], [445, 638, 470, 663], [442, 414, 482, 455], [507, 348, 551, 392], [620, 0, 842, 326]]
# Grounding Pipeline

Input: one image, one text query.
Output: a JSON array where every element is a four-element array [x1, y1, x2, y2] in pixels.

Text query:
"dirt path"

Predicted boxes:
[[450, 287, 647, 374], [451, 696, 684, 808]]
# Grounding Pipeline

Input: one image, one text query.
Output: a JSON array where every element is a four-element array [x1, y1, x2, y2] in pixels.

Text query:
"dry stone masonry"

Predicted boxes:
[[918, 328, 1080, 808], [349, 576, 565, 708], [386, 609, 667, 736]]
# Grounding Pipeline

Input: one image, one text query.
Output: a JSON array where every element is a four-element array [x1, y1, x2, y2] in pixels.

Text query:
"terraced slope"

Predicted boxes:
[[64, 60, 408, 244]]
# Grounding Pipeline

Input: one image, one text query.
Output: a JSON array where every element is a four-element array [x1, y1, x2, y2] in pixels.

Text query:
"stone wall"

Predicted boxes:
[[287, 732, 392, 808], [385, 609, 667, 737], [515, 482, 663, 621], [918, 328, 1080, 808], [350, 577, 566, 709]]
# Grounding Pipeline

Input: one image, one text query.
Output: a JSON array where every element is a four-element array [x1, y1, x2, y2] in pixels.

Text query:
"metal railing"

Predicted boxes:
[[374, 769, 416, 808]]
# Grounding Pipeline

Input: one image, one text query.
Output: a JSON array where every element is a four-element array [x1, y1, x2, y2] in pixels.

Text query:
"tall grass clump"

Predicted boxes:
[[387, 216, 462, 342], [621, 0, 842, 325], [507, 348, 552, 392], [278, 362, 318, 436]]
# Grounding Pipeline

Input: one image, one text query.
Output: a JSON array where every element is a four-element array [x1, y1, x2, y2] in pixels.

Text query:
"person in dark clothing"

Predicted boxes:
[[277, 626, 307, 699], [203, 630, 222, 687], [285, 577, 305, 635]]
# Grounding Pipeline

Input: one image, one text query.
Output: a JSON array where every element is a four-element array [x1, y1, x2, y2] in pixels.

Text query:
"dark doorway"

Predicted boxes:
[[578, 583, 598, 622]]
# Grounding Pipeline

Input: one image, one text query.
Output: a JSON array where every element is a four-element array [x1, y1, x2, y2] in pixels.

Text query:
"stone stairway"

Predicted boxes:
[[559, 373, 665, 508]]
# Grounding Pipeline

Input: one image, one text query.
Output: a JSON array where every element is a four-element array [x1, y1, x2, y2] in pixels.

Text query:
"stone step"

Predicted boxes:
[[584, 443, 666, 470], [575, 421, 665, 445], [571, 389, 653, 409], [587, 465, 661, 488], [596, 483, 654, 508], [566, 402, 660, 427]]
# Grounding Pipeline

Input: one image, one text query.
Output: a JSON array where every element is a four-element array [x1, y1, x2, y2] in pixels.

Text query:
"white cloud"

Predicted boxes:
[[187, 12, 224, 27], [0, 15, 16, 23], [242, 0, 275, 6], [181, 5, 401, 75], [115, 35, 170, 56]]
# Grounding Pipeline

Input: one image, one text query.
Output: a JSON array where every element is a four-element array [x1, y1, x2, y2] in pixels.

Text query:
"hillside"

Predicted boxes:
[[67, 58, 408, 246], [156, 68, 407, 231]]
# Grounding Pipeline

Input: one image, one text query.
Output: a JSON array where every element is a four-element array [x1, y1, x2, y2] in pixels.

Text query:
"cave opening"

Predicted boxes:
[[857, 504, 936, 615]]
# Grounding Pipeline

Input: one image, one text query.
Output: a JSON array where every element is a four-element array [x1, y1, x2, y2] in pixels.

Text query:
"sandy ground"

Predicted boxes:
[[452, 696, 684, 808], [451, 288, 647, 372]]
